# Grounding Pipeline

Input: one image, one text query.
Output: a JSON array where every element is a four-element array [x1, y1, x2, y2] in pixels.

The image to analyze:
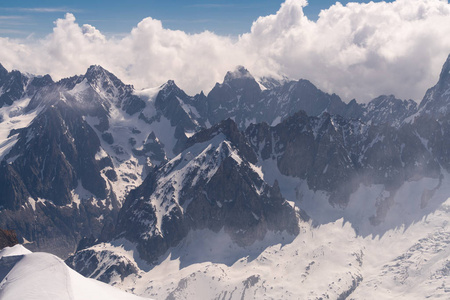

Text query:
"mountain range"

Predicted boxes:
[[2, 55, 450, 298]]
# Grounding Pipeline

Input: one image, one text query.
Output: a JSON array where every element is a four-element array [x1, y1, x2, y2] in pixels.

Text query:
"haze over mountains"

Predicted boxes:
[[2, 53, 450, 298]]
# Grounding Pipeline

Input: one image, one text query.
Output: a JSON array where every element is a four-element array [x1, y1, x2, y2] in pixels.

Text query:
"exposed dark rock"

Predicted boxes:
[[75, 235, 98, 252], [115, 119, 299, 263], [0, 229, 18, 250], [132, 132, 166, 163], [101, 132, 114, 145], [26, 75, 54, 97], [0, 69, 29, 107], [362, 95, 417, 126], [419, 54, 450, 117], [4, 102, 108, 205], [183, 118, 257, 164], [246, 109, 440, 206], [65, 248, 138, 283], [203, 66, 262, 128], [104, 169, 118, 182], [0, 161, 29, 210]]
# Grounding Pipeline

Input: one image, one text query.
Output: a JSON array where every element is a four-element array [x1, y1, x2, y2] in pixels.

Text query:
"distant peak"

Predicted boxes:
[[0, 63, 8, 77], [370, 95, 398, 103], [87, 64, 105, 72], [85, 64, 107, 77], [83, 64, 126, 89], [165, 79, 176, 86], [83, 65, 120, 83], [438, 53, 450, 85], [30, 74, 54, 87], [157, 80, 185, 100], [161, 80, 180, 91], [224, 65, 254, 83]]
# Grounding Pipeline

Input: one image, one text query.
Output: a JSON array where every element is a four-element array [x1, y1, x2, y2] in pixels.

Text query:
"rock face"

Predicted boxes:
[[0, 65, 200, 257], [361, 95, 417, 127], [419, 54, 450, 117], [65, 247, 138, 283], [0, 64, 30, 107], [114, 119, 299, 263], [246, 110, 440, 207], [0, 229, 18, 250], [4, 102, 108, 206]]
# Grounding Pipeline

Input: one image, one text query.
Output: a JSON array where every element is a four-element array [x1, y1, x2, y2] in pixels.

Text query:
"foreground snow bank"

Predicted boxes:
[[0, 245, 149, 300]]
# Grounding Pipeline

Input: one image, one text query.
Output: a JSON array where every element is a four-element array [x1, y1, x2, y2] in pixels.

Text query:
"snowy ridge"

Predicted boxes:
[[73, 192, 450, 299], [127, 133, 261, 239], [0, 245, 148, 300]]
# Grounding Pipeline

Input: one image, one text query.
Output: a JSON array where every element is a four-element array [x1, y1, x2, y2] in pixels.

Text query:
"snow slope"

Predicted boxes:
[[82, 190, 450, 299], [0, 245, 150, 300]]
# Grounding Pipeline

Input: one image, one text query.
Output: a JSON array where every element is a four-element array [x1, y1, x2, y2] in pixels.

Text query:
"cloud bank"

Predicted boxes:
[[1, 0, 450, 102]]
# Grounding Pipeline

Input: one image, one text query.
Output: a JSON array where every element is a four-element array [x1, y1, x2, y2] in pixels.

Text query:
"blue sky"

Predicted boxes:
[[0, 0, 393, 38]]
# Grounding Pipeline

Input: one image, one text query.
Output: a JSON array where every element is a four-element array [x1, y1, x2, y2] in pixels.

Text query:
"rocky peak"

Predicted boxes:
[[69, 65, 145, 116], [433, 54, 450, 96], [224, 66, 254, 83], [0, 67, 29, 107], [222, 66, 260, 92], [57, 75, 84, 90], [154, 79, 200, 128], [158, 80, 184, 99], [0, 63, 8, 78], [271, 79, 348, 118], [418, 54, 450, 116], [164, 79, 177, 87], [84, 65, 109, 81], [438, 53, 450, 87], [205, 67, 263, 128], [185, 118, 257, 163], [83, 65, 130, 99], [344, 99, 365, 119], [29, 74, 54, 88], [363, 95, 417, 126], [26, 75, 55, 98]]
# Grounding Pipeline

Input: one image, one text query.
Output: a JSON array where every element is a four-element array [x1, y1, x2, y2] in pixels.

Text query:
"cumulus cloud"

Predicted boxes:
[[1, 0, 450, 102], [248, 0, 450, 101]]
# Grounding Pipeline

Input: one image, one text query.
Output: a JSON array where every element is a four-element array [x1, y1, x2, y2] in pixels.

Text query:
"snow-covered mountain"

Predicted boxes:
[[0, 65, 199, 257], [113, 119, 299, 264], [66, 189, 450, 299], [3, 54, 450, 299], [0, 244, 148, 300]]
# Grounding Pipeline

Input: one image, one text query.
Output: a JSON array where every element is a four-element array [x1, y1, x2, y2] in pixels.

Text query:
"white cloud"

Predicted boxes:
[[1, 0, 450, 102]]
